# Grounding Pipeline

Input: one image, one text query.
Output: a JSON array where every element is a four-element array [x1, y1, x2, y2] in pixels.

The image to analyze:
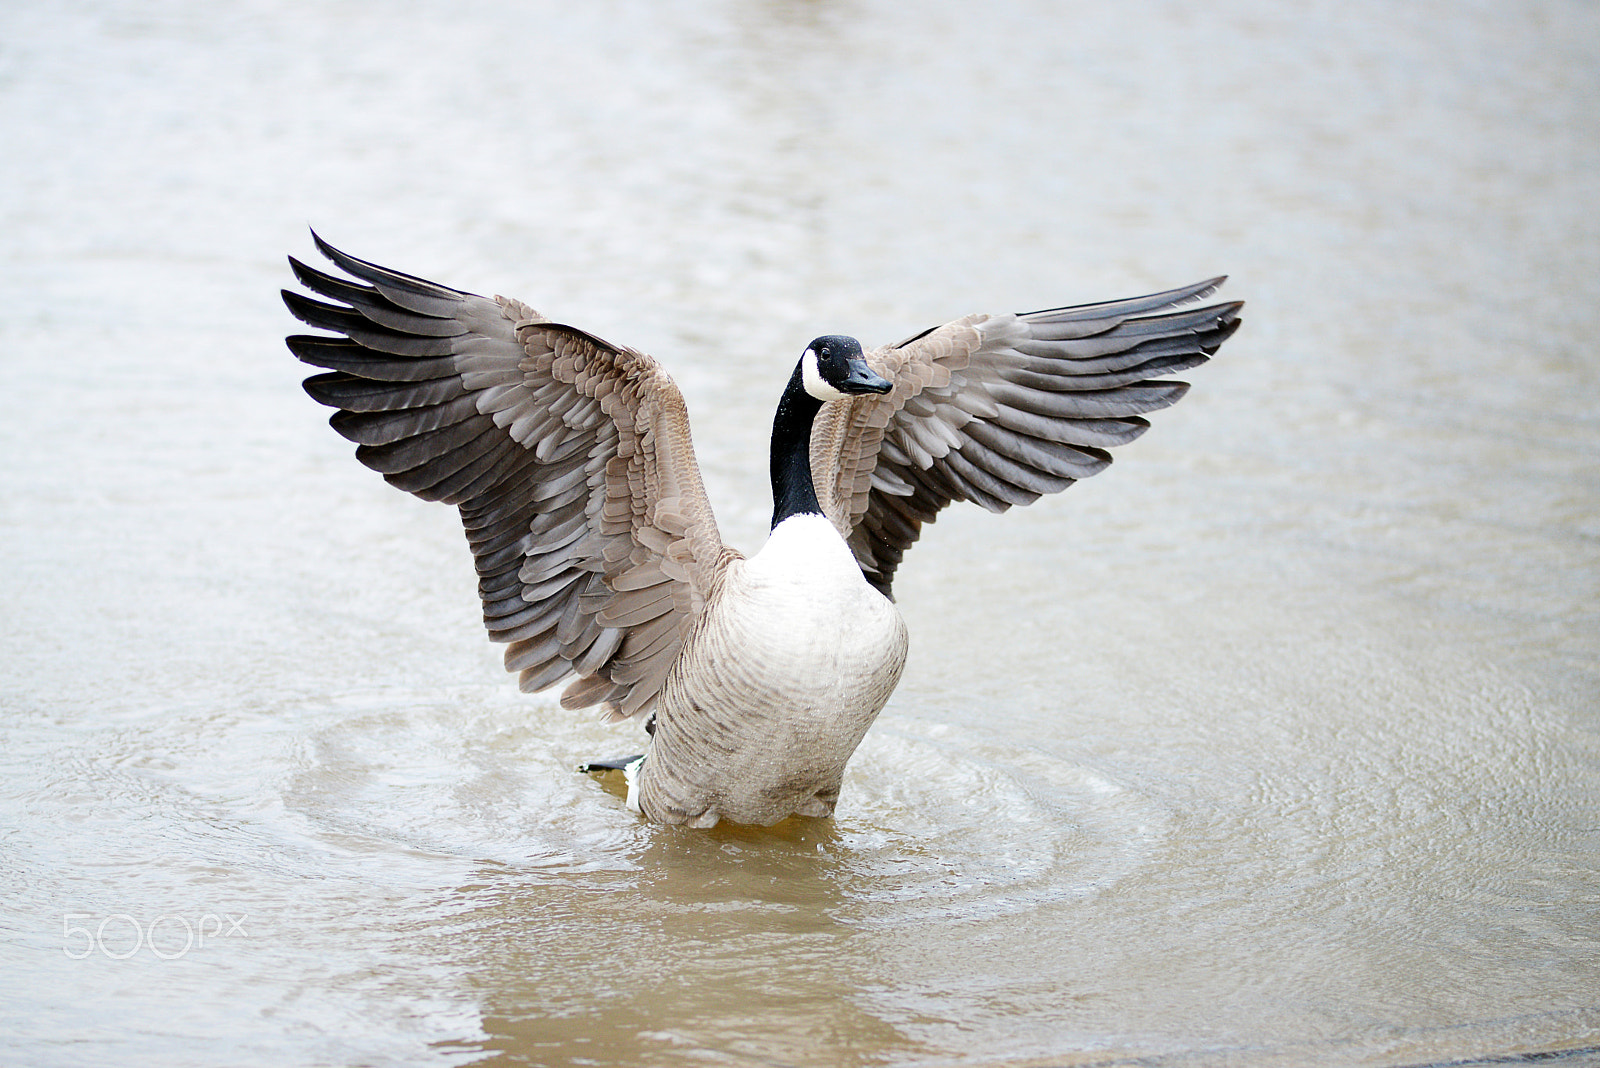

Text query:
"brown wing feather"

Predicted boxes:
[[813, 278, 1242, 598], [284, 234, 732, 722]]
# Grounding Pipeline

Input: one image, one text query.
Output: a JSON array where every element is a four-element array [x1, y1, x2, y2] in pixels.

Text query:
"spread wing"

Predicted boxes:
[[283, 234, 735, 721], [810, 278, 1242, 597]]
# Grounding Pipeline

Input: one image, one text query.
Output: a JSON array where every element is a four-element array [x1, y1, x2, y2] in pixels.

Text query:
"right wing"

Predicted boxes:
[[283, 234, 735, 721]]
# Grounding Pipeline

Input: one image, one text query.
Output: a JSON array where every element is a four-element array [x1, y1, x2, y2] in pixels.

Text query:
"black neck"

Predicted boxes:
[[770, 361, 824, 529]]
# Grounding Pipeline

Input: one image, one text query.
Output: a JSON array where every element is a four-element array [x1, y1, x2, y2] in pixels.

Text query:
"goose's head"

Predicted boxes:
[[800, 336, 894, 402]]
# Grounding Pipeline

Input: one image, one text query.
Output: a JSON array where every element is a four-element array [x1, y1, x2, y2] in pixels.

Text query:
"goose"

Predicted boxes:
[[282, 234, 1242, 828]]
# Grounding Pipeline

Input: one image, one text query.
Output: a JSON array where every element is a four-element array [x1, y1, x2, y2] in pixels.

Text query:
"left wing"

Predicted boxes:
[[809, 278, 1242, 597]]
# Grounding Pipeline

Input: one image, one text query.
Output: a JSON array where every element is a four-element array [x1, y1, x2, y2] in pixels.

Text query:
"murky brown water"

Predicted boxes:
[[3, 1, 1598, 1065]]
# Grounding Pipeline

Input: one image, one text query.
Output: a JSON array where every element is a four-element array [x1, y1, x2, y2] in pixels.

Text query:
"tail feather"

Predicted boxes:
[[578, 755, 643, 772], [579, 755, 646, 812]]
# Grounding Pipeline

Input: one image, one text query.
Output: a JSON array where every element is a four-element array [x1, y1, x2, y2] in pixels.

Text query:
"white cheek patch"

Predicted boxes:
[[802, 348, 846, 402]]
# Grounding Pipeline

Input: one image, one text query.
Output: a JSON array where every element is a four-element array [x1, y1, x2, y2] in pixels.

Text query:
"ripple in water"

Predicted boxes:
[[280, 690, 1175, 926]]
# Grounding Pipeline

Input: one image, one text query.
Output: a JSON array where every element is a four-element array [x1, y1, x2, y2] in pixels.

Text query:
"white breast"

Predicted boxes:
[[638, 513, 909, 826], [744, 514, 875, 612], [714, 513, 905, 717]]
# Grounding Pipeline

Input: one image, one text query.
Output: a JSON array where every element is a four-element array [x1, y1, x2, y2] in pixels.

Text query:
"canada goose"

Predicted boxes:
[[282, 234, 1242, 827]]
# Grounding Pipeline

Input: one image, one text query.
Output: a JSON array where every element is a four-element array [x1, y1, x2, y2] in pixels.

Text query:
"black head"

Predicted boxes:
[[801, 335, 893, 401]]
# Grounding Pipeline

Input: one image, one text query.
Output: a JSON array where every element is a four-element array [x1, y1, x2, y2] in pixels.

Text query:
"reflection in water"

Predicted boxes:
[[2, 0, 1598, 1065], [456, 830, 924, 1068]]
